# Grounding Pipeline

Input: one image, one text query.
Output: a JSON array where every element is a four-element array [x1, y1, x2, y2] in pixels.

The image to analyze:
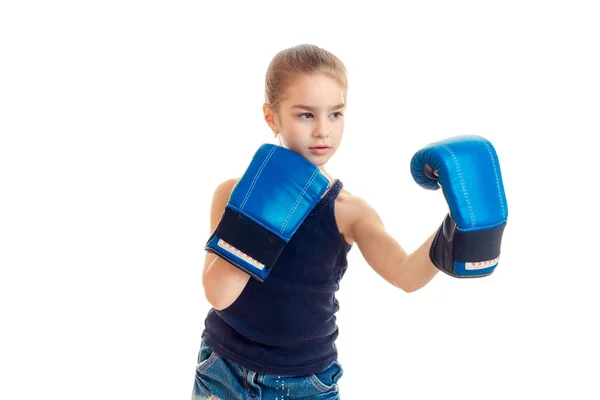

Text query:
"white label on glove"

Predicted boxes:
[[465, 256, 499, 270], [217, 239, 265, 270]]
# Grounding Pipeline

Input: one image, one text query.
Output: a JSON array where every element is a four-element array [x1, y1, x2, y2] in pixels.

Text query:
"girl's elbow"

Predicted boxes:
[[402, 284, 421, 293], [389, 278, 418, 293], [203, 288, 229, 311], [395, 278, 424, 293], [202, 275, 226, 310]]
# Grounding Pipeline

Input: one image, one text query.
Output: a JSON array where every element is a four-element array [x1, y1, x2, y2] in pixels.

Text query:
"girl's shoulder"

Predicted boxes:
[[334, 186, 376, 246], [208, 178, 239, 215], [213, 177, 239, 196]]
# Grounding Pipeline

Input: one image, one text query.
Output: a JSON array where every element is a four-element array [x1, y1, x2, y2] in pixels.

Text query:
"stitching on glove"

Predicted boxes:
[[482, 140, 507, 220], [441, 144, 475, 228], [280, 168, 318, 235], [241, 145, 277, 211]]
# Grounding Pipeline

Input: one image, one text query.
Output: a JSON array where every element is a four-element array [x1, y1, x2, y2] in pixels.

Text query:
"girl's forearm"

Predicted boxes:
[[202, 255, 251, 310]]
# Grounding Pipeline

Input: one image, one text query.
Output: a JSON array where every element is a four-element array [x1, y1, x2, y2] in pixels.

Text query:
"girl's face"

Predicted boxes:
[[264, 72, 346, 167]]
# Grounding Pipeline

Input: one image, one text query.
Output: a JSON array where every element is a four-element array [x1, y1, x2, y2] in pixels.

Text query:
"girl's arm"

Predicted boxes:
[[348, 197, 440, 292], [202, 178, 251, 310]]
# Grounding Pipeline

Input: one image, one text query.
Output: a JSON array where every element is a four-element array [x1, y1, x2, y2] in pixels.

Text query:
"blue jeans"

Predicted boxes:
[[192, 341, 344, 399]]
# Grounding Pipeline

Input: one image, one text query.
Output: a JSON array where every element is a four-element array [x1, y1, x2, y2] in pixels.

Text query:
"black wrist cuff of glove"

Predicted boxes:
[[206, 207, 286, 270], [430, 213, 506, 278]]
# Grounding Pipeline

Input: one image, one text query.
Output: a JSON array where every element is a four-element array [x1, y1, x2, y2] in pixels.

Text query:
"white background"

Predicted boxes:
[[1, 1, 599, 399]]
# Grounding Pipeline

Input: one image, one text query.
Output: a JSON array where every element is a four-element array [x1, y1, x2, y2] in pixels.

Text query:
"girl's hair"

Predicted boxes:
[[264, 44, 348, 112]]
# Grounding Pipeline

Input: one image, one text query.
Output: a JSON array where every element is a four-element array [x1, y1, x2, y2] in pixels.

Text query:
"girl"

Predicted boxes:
[[193, 44, 440, 400]]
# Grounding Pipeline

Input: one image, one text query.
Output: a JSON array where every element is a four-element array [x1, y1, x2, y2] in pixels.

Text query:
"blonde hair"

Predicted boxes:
[[264, 44, 348, 112]]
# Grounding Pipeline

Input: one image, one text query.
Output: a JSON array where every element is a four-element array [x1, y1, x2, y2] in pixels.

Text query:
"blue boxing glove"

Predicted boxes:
[[205, 144, 330, 281], [410, 135, 508, 278]]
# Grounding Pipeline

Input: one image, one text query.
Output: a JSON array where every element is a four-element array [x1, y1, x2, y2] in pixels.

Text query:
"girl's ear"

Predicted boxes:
[[263, 103, 278, 137]]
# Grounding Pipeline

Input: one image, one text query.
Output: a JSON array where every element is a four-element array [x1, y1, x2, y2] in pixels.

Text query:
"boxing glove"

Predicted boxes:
[[205, 144, 330, 281], [410, 135, 508, 278]]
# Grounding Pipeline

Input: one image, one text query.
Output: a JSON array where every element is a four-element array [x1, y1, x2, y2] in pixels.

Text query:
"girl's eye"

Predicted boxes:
[[298, 112, 343, 119]]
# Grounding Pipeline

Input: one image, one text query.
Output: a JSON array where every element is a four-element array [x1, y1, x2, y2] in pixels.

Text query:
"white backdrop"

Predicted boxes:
[[1, 1, 599, 399]]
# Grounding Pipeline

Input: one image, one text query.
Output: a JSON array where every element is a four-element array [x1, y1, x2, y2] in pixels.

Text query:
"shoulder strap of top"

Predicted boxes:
[[309, 179, 343, 216]]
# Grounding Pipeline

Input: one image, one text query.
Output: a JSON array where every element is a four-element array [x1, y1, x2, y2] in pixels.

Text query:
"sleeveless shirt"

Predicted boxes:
[[201, 179, 353, 376]]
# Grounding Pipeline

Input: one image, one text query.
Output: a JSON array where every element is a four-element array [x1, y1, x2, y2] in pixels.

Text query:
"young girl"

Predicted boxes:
[[193, 44, 440, 400]]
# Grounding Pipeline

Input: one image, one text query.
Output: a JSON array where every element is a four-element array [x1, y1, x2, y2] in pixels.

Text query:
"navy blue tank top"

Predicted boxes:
[[201, 179, 353, 376]]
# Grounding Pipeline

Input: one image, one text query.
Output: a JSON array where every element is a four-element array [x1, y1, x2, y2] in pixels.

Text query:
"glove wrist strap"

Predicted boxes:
[[205, 207, 286, 281], [430, 213, 506, 278]]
